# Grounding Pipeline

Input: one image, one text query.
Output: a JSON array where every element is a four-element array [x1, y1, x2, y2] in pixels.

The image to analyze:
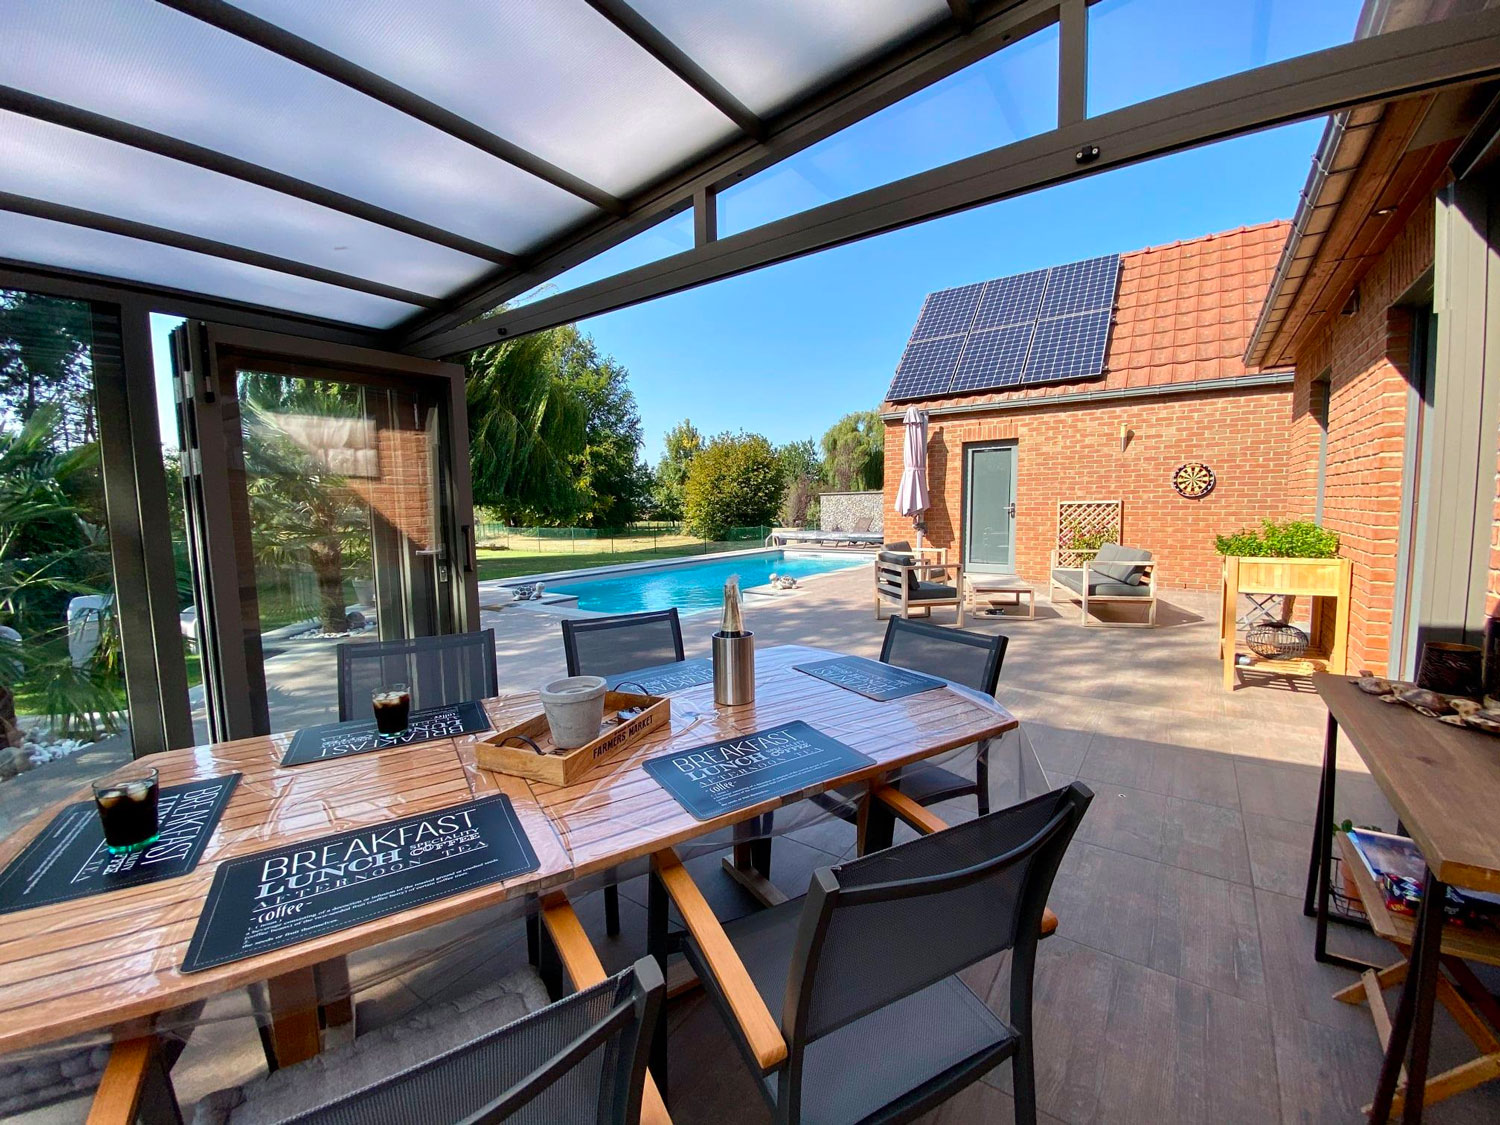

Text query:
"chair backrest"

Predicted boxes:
[[336, 630, 498, 722], [561, 609, 684, 678], [1090, 543, 1153, 586], [874, 550, 916, 601], [286, 958, 664, 1125], [777, 784, 1092, 1113], [879, 615, 1007, 695]]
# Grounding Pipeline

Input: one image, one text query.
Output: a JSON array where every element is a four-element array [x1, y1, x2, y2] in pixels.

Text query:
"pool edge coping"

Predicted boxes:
[[478, 545, 875, 590]]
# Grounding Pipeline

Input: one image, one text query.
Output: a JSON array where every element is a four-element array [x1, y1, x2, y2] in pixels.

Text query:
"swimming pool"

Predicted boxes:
[[546, 550, 867, 615]]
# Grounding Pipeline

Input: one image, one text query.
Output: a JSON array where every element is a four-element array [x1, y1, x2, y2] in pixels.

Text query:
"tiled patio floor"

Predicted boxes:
[[15, 563, 1500, 1123]]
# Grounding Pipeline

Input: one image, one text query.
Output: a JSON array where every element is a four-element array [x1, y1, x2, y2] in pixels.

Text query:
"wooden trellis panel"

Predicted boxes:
[[1056, 501, 1122, 567]]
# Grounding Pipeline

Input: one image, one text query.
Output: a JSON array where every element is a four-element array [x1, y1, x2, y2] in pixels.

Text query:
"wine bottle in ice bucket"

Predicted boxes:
[[712, 575, 755, 706]]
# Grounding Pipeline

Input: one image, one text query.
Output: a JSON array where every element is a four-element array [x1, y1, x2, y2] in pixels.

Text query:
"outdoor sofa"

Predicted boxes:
[[874, 540, 965, 624], [1049, 542, 1158, 627]]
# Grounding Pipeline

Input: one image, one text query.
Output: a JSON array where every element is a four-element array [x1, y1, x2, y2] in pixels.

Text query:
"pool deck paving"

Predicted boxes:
[[9, 561, 1500, 1122]]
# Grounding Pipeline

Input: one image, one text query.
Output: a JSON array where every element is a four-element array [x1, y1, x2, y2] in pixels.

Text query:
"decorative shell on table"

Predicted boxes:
[[1354, 675, 1500, 736]]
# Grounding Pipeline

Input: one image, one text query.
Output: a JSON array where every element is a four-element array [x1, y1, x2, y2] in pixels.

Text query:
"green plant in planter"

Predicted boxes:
[[1066, 530, 1111, 553], [1214, 519, 1339, 558]]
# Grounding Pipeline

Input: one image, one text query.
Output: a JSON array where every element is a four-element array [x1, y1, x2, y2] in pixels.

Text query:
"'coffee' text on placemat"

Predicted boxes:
[[281, 699, 492, 767], [793, 655, 946, 702], [181, 794, 538, 972], [605, 658, 713, 695], [643, 721, 872, 821], [0, 774, 240, 914]]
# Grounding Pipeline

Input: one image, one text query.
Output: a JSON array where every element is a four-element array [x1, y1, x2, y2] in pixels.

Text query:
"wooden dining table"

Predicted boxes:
[[0, 643, 1025, 1072]]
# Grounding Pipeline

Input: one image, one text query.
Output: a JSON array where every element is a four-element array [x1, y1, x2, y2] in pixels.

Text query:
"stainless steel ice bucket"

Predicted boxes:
[[712, 631, 756, 706]]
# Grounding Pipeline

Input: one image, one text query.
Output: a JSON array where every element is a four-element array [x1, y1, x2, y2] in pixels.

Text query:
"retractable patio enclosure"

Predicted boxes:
[[2, 0, 1498, 753]]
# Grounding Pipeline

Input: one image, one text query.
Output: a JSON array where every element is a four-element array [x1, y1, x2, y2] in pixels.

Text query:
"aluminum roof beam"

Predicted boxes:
[[402, 6, 1500, 359], [152, 0, 624, 216]]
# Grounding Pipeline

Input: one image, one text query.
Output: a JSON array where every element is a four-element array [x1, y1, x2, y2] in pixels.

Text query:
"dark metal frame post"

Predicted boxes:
[[646, 865, 670, 1096], [1369, 867, 1447, 1123], [1304, 710, 1379, 969]]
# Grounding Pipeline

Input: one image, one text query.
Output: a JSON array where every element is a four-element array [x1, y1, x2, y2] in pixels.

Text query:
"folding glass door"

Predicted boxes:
[[172, 324, 475, 741]]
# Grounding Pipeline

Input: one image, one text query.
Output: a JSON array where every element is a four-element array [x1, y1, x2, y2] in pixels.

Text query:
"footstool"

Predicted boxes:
[[965, 574, 1035, 618]]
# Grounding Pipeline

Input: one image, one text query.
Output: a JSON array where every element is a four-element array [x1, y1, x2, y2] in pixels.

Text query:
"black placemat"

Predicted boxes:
[[605, 658, 713, 695], [182, 794, 539, 973], [281, 699, 492, 767], [643, 721, 873, 821], [0, 774, 240, 915], [793, 656, 946, 702]]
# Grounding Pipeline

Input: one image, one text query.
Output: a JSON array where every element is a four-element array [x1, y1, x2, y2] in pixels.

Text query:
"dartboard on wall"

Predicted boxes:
[[1172, 462, 1216, 499]]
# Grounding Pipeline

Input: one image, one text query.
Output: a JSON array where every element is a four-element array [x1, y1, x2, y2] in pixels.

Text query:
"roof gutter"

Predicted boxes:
[[879, 370, 1294, 422]]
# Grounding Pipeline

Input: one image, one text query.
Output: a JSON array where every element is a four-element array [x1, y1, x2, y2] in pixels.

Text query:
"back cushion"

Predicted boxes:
[[1089, 543, 1151, 586], [883, 540, 912, 554]]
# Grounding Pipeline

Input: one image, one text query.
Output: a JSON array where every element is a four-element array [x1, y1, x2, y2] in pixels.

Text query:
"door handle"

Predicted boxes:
[[1006, 503, 1016, 518]]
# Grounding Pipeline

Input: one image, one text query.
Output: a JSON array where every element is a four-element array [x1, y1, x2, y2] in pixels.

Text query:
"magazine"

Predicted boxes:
[[1347, 829, 1500, 924]]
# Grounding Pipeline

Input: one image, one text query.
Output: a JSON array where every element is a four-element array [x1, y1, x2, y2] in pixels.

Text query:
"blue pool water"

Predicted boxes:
[[547, 551, 866, 615]]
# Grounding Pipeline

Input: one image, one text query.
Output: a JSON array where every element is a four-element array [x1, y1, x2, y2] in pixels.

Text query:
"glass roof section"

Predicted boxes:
[[0, 0, 1075, 331]]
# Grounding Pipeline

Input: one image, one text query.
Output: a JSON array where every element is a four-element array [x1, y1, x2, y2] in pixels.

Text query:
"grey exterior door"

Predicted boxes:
[[963, 443, 1017, 574]]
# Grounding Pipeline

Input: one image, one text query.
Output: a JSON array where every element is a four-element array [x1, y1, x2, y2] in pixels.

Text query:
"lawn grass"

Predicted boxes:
[[475, 534, 758, 582]]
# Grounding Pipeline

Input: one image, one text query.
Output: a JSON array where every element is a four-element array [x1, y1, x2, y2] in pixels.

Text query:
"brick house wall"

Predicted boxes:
[[881, 222, 1295, 594], [1284, 206, 1433, 675], [349, 426, 435, 551], [882, 386, 1292, 590]]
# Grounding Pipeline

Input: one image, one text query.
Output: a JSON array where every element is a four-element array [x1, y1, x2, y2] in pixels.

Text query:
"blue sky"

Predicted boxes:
[[545, 0, 1362, 459], [152, 0, 1364, 460]]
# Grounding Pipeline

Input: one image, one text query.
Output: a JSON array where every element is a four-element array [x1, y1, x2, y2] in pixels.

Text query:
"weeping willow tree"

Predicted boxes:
[[465, 333, 588, 524]]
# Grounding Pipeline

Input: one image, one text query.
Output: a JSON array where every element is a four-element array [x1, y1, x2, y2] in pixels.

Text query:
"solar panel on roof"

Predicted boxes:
[[887, 335, 966, 401], [1021, 308, 1113, 384], [1038, 255, 1119, 318], [884, 252, 1119, 401], [948, 323, 1032, 394], [971, 269, 1047, 330], [909, 281, 984, 340]]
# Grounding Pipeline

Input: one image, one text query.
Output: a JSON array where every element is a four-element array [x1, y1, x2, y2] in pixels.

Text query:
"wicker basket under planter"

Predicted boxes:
[[1246, 622, 1310, 661]]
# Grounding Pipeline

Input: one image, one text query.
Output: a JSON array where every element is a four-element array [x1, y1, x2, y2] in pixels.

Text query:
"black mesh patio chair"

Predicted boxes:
[[561, 609, 685, 938], [336, 630, 498, 722], [561, 609, 685, 680], [811, 616, 1008, 848], [650, 782, 1092, 1124], [91, 956, 666, 1125]]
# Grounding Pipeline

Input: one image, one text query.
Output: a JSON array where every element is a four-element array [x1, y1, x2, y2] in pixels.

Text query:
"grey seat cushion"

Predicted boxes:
[[194, 968, 550, 1125], [1051, 569, 1151, 597], [912, 581, 958, 600], [0, 1041, 113, 1118], [1087, 543, 1151, 586]]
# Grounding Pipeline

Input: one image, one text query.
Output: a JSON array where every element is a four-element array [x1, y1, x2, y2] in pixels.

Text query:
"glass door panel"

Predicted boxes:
[[173, 323, 473, 740], [963, 444, 1016, 573]]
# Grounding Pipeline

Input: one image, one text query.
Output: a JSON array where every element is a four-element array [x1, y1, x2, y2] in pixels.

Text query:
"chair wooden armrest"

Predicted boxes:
[[540, 895, 672, 1125], [913, 545, 947, 562], [651, 849, 786, 1072], [869, 787, 1058, 938], [86, 1038, 156, 1125]]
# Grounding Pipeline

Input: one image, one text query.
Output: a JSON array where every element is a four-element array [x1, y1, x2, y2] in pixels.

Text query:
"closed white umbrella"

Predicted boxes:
[[895, 406, 929, 551]]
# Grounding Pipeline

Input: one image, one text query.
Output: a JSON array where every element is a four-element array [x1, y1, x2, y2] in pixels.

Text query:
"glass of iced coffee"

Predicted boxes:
[[372, 683, 412, 736], [92, 767, 161, 854]]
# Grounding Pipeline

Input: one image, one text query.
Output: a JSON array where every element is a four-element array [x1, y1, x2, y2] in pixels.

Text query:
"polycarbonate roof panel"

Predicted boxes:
[[0, 212, 421, 327], [629, 0, 951, 116], [0, 111, 489, 298], [0, 0, 596, 255], [233, 0, 741, 198]]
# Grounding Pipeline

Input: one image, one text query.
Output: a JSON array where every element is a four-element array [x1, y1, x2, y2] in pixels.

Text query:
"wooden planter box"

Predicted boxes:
[[1220, 556, 1351, 690]]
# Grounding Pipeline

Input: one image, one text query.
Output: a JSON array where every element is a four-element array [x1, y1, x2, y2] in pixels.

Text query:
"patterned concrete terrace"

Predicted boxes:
[[13, 561, 1500, 1123]]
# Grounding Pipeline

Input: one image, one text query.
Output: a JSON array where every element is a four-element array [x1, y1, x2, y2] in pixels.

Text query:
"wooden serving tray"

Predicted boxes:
[[476, 691, 669, 786]]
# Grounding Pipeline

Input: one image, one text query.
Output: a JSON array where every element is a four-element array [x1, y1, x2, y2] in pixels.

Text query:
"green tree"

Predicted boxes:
[[776, 438, 821, 527], [466, 333, 588, 525], [820, 410, 885, 491], [554, 328, 646, 527], [0, 291, 96, 445], [683, 432, 786, 540], [652, 419, 702, 521]]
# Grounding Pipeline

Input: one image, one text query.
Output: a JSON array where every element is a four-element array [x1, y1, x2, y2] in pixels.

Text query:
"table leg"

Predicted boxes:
[[722, 815, 788, 907], [1306, 711, 1378, 970], [313, 957, 355, 1049], [1369, 868, 1447, 1123], [647, 866, 669, 1098], [265, 966, 321, 1068]]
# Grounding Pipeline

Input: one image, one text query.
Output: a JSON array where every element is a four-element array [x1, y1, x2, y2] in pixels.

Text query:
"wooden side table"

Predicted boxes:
[[965, 574, 1035, 618]]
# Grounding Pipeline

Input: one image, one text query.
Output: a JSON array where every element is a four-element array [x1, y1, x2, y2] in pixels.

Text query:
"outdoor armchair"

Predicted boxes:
[[561, 608, 686, 938], [86, 897, 669, 1125], [873, 542, 964, 625], [1048, 543, 1158, 627], [649, 782, 1093, 1125], [336, 630, 498, 722]]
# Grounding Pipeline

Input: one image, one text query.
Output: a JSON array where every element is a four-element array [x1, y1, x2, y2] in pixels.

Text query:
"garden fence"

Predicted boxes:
[[473, 522, 772, 557]]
